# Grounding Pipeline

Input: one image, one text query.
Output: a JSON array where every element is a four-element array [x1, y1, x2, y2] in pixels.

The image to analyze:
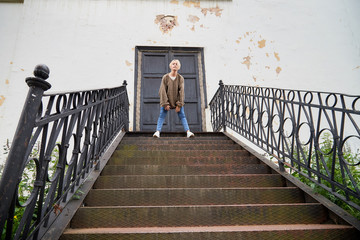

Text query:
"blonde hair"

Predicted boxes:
[[169, 59, 181, 69]]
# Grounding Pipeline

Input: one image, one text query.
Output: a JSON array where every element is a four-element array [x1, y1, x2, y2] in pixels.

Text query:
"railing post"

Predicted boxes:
[[219, 80, 226, 131], [122, 80, 129, 132], [0, 64, 51, 232]]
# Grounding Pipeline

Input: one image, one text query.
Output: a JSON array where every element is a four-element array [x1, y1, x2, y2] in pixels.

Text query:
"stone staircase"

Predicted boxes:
[[60, 132, 359, 239]]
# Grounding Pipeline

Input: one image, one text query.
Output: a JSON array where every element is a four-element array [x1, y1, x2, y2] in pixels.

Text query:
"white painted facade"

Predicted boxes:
[[0, 0, 359, 164]]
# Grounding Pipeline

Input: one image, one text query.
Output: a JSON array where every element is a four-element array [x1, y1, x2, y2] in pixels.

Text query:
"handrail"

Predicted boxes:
[[0, 65, 129, 239], [209, 81, 360, 212]]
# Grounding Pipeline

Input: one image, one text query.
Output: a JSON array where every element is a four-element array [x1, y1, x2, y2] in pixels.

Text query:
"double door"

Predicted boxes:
[[139, 49, 202, 132]]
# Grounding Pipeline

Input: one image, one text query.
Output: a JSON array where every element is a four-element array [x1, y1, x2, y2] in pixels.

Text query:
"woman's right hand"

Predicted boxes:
[[165, 105, 170, 111]]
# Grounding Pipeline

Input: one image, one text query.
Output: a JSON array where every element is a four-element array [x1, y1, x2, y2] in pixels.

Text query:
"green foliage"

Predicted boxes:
[[1, 140, 60, 239], [289, 133, 360, 220]]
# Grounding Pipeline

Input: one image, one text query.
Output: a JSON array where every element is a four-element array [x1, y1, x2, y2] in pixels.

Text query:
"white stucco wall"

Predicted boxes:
[[0, 0, 359, 164]]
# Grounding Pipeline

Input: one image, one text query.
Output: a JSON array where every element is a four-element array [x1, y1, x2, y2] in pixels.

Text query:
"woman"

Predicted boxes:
[[153, 59, 194, 138]]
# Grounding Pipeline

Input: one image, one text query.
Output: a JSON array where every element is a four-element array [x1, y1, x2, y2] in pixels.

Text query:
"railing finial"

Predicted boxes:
[[34, 64, 50, 80], [25, 64, 51, 90], [123, 80, 128, 86], [219, 80, 223, 86]]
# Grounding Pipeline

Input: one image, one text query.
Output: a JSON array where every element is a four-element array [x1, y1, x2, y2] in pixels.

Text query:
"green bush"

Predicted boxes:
[[288, 133, 360, 220], [1, 140, 59, 239]]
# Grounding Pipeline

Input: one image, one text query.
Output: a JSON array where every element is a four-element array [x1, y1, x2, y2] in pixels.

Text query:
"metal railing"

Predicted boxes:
[[210, 80, 360, 211], [0, 64, 129, 239]]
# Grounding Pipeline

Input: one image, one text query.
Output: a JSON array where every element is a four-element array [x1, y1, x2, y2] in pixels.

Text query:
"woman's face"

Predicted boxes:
[[170, 61, 180, 71]]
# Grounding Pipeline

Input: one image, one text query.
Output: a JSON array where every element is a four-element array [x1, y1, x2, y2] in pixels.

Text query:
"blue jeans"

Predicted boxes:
[[156, 107, 190, 132]]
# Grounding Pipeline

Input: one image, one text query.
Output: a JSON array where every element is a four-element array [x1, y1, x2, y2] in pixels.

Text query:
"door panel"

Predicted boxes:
[[184, 77, 198, 100]]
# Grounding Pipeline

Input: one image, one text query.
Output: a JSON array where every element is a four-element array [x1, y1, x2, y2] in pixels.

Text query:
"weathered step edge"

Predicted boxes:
[[60, 225, 359, 240]]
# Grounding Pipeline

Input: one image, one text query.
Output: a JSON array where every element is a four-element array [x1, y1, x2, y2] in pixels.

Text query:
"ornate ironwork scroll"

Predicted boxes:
[[0, 65, 129, 239], [210, 82, 360, 211]]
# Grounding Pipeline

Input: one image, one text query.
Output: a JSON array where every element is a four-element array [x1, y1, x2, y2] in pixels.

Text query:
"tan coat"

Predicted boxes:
[[159, 73, 185, 108]]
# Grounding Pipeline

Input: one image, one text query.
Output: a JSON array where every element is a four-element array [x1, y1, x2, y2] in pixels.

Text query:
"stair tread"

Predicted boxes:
[[90, 187, 298, 190], [82, 202, 321, 207], [63, 224, 354, 234]]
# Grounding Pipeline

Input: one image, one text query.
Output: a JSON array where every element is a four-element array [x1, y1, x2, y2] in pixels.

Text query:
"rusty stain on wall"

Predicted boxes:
[[242, 56, 251, 69], [353, 66, 360, 70], [5, 79, 9, 84], [201, 6, 223, 17], [183, 0, 200, 8], [0, 96, 5, 107], [258, 39, 266, 48], [274, 52, 280, 61], [155, 15, 179, 34], [170, 0, 179, 4]]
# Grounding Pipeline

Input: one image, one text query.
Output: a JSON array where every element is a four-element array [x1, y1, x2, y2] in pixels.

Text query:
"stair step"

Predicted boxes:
[[61, 225, 359, 240], [84, 187, 304, 206], [120, 139, 236, 145], [108, 155, 260, 165], [111, 149, 250, 159], [101, 164, 270, 175], [124, 132, 228, 139], [94, 174, 284, 189], [70, 203, 327, 228], [117, 143, 243, 150]]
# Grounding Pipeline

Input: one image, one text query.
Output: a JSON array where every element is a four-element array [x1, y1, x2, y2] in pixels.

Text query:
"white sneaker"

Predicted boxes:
[[187, 131, 194, 138], [153, 131, 160, 138]]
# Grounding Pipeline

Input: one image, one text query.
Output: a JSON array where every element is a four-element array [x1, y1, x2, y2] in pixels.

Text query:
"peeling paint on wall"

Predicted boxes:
[[258, 39, 266, 48], [187, 15, 200, 23], [0, 96, 5, 107], [276, 66, 282, 75], [187, 15, 200, 31], [125, 60, 132, 66], [155, 15, 179, 34], [274, 52, 280, 61], [183, 0, 200, 8], [237, 31, 282, 78], [242, 56, 251, 69], [201, 6, 223, 17], [353, 66, 360, 70]]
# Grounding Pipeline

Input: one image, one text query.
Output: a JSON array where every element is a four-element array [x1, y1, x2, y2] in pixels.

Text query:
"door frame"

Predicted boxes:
[[133, 46, 208, 132]]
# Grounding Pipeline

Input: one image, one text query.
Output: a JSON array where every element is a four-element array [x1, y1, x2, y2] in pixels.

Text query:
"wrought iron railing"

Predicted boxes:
[[0, 64, 129, 239], [210, 80, 360, 211]]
